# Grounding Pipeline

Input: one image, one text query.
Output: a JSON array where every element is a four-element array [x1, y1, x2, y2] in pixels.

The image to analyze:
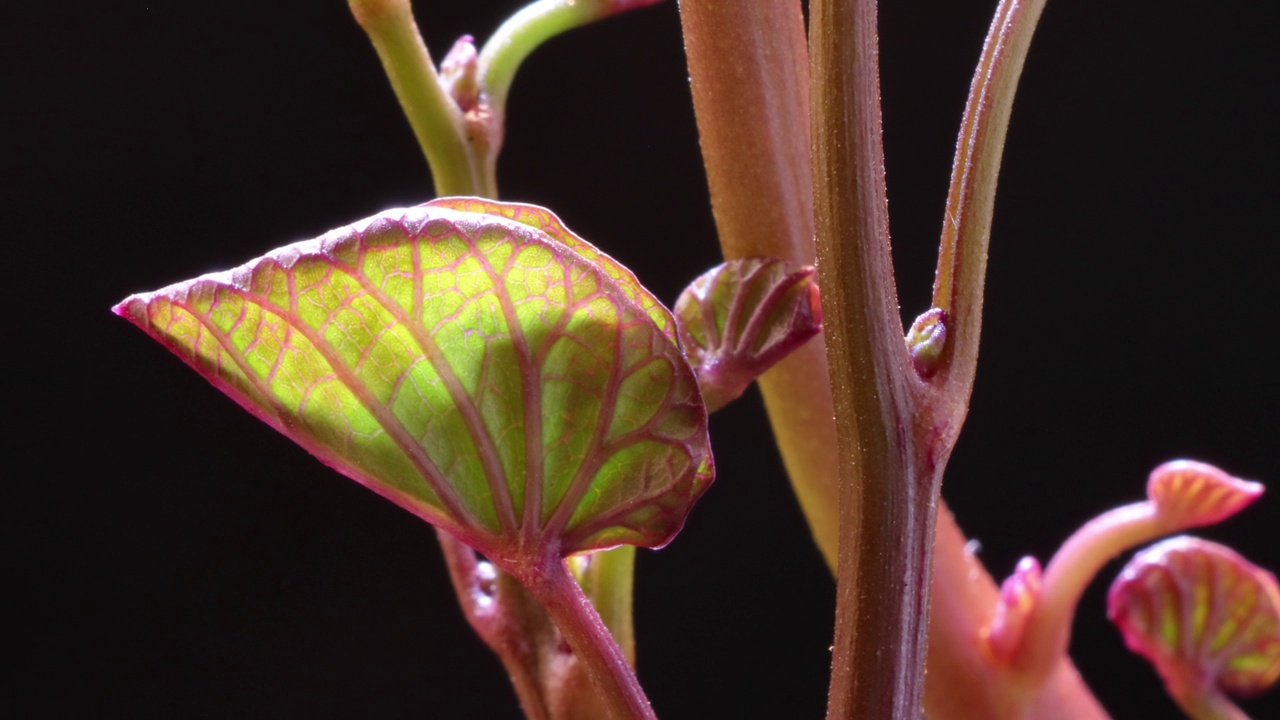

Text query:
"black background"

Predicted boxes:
[[10, 1, 1278, 718]]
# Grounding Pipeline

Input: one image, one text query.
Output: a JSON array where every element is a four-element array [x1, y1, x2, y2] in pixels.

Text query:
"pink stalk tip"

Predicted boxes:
[[983, 556, 1042, 662], [1147, 460, 1264, 529], [601, 0, 667, 18]]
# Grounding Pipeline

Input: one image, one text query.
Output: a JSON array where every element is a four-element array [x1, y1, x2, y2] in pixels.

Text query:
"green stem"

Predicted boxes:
[[468, 0, 662, 200], [348, 0, 482, 195], [579, 546, 637, 664], [479, 0, 659, 113]]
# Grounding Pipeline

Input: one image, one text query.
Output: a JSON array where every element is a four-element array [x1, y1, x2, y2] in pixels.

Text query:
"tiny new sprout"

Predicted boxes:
[[984, 461, 1265, 691], [1109, 537, 1280, 720], [905, 307, 948, 379]]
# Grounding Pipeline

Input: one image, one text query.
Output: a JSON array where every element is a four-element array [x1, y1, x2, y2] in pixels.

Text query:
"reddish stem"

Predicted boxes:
[[926, 507, 1112, 719], [518, 554, 656, 720], [437, 530, 553, 720], [1011, 503, 1162, 685]]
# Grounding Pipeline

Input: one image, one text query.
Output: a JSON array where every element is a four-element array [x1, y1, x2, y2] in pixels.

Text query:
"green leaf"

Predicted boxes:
[[115, 200, 713, 566], [427, 197, 677, 341]]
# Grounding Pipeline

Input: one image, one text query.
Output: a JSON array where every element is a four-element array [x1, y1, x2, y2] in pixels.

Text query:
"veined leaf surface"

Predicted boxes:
[[115, 200, 713, 563], [673, 258, 821, 412], [1146, 459, 1263, 529], [1109, 536, 1280, 703]]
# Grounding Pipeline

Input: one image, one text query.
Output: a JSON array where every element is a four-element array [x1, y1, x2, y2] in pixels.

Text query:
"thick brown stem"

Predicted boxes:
[[810, 0, 940, 718], [678, 0, 1111, 718]]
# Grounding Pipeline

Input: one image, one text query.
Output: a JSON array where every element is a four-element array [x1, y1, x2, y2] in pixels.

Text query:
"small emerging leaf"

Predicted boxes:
[[440, 35, 481, 113], [905, 308, 947, 378], [1147, 459, 1264, 529], [1108, 536, 1280, 707], [984, 556, 1042, 662], [673, 258, 821, 412], [115, 200, 713, 567]]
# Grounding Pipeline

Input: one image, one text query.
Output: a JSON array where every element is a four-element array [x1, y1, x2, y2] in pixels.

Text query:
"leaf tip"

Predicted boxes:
[[1147, 460, 1264, 529], [112, 295, 147, 325]]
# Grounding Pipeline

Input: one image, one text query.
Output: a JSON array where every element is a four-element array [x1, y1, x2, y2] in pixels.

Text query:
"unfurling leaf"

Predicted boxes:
[[1147, 460, 1264, 529], [982, 461, 1267, 688], [115, 199, 713, 568], [983, 555, 1042, 662], [440, 35, 481, 113], [1108, 536, 1280, 715], [673, 258, 821, 413]]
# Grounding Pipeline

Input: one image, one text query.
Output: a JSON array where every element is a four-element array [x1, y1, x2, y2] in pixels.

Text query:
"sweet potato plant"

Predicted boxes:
[[108, 0, 1277, 718]]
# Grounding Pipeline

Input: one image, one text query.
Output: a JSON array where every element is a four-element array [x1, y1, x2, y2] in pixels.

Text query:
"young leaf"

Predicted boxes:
[[1147, 460, 1264, 530], [1108, 536, 1280, 718], [115, 200, 713, 566], [983, 555, 1042, 662], [989, 460, 1265, 688], [905, 308, 947, 379], [673, 258, 822, 412]]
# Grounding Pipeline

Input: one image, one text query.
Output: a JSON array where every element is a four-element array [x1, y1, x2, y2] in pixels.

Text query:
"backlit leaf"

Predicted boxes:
[[115, 200, 713, 566]]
